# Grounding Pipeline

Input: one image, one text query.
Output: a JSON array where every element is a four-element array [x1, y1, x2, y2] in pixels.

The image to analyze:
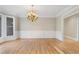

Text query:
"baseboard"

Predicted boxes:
[[56, 31, 63, 41], [65, 35, 78, 41], [0, 36, 18, 43]]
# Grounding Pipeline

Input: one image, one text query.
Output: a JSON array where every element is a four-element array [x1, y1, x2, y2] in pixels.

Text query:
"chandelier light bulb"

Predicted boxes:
[[27, 5, 38, 22]]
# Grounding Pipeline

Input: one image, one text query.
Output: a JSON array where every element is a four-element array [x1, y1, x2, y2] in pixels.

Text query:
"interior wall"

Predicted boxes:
[[56, 16, 64, 41], [77, 14, 79, 40], [64, 15, 78, 40], [56, 6, 79, 41], [15, 17, 20, 38], [15, 6, 79, 40], [19, 17, 56, 38], [78, 17, 79, 40], [20, 17, 56, 31]]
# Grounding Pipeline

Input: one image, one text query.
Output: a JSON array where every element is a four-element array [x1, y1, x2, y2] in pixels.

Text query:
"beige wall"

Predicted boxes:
[[15, 17, 20, 31], [77, 15, 79, 40], [15, 17, 20, 38], [19, 17, 56, 31], [78, 17, 79, 40], [56, 6, 79, 41], [56, 17, 62, 31], [18, 17, 56, 38], [64, 15, 77, 39], [16, 14, 78, 40], [56, 16, 64, 40]]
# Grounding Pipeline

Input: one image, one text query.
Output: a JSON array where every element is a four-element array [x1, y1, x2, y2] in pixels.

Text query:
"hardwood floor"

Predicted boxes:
[[0, 38, 79, 54]]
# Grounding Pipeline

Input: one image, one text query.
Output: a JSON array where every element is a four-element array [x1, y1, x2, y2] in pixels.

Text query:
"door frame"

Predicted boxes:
[[62, 13, 79, 41]]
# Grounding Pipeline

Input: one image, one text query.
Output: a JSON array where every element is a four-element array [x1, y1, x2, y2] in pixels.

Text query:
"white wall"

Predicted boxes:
[[15, 6, 79, 41], [19, 17, 56, 38], [64, 15, 78, 40], [77, 17, 79, 40], [0, 6, 79, 41], [76, 14, 79, 40], [56, 17, 64, 41], [56, 6, 79, 41]]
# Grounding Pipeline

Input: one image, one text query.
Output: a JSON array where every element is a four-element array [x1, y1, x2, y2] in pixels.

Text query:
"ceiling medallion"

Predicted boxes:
[[27, 5, 38, 22]]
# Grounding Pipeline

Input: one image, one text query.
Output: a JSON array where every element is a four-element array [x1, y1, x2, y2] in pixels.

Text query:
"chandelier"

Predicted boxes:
[[27, 5, 38, 22]]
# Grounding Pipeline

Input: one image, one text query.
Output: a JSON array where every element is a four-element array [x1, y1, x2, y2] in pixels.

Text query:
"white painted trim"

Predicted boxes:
[[57, 6, 79, 18], [0, 37, 17, 43], [76, 15, 79, 40], [56, 6, 75, 17], [5, 15, 15, 38], [20, 31, 56, 38], [63, 14, 79, 41], [61, 17, 64, 41], [20, 31, 64, 41], [65, 35, 78, 41], [59, 6, 79, 41], [0, 15, 3, 39], [0, 13, 17, 41]]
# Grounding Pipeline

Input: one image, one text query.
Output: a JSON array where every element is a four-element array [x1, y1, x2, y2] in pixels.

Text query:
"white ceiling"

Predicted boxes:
[[0, 5, 73, 17]]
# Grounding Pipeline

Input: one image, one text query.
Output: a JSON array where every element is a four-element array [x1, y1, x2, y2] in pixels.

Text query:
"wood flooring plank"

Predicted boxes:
[[0, 38, 79, 54]]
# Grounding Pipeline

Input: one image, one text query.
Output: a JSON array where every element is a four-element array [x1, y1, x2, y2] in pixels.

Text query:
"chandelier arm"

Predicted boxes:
[[27, 5, 38, 22]]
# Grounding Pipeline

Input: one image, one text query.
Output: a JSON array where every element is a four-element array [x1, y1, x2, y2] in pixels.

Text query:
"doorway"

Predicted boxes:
[[63, 14, 79, 41]]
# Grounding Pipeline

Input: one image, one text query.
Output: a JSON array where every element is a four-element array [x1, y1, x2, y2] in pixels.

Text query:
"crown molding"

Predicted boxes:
[[56, 6, 79, 18]]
